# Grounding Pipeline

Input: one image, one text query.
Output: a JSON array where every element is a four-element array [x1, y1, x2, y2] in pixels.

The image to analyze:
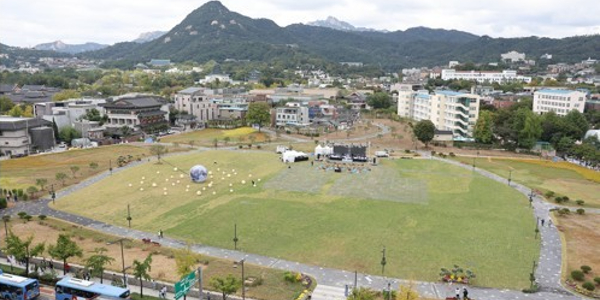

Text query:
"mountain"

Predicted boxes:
[[34, 40, 108, 54], [132, 31, 167, 43], [81, 1, 600, 68], [306, 16, 379, 32]]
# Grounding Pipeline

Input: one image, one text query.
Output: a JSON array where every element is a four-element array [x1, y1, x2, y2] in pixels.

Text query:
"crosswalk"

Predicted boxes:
[[311, 285, 347, 300]]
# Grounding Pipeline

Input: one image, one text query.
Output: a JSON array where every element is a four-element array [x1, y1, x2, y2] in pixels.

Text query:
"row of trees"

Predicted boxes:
[[473, 98, 599, 165]]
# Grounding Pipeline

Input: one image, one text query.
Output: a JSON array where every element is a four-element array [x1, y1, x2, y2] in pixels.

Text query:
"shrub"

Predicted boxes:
[[558, 208, 571, 216], [23, 215, 32, 222], [522, 284, 540, 293], [17, 211, 27, 219], [545, 191, 555, 198], [576, 208, 585, 215], [594, 277, 600, 285], [238, 145, 243, 149], [0, 198, 6, 209], [575, 199, 585, 205], [431, 151, 436, 156], [17, 189, 24, 197], [581, 265, 592, 274], [405, 149, 411, 153], [449, 152, 456, 157], [555, 196, 564, 203], [562, 196, 570, 202], [283, 271, 299, 283], [582, 281, 595, 291], [572, 270, 585, 281]]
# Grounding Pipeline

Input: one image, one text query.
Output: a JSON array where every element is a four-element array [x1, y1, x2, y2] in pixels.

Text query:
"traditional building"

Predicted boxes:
[[102, 96, 168, 133]]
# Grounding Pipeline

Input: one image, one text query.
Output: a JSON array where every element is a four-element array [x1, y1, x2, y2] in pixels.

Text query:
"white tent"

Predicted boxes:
[[282, 150, 308, 163], [314, 144, 324, 155], [322, 145, 333, 155]]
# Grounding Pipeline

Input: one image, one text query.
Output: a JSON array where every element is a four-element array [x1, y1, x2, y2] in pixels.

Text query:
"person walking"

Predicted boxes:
[[541, 219, 545, 227], [463, 287, 469, 300], [455, 287, 461, 299]]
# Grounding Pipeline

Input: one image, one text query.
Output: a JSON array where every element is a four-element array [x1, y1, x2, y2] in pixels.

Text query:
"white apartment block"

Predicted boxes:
[[174, 87, 218, 125], [275, 104, 310, 127], [397, 90, 480, 138], [533, 89, 586, 116], [441, 69, 532, 84]]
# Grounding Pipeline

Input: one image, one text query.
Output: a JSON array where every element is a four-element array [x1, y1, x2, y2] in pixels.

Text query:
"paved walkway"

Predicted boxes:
[[2, 149, 590, 300]]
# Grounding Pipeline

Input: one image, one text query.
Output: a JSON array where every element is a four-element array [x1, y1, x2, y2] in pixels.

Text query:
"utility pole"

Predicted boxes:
[[127, 204, 132, 228], [508, 170, 512, 185], [50, 184, 56, 205], [380, 246, 386, 275], [109, 159, 113, 175]]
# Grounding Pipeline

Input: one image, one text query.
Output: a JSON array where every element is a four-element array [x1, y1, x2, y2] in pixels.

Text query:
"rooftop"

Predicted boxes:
[[537, 89, 580, 95], [435, 90, 464, 97]]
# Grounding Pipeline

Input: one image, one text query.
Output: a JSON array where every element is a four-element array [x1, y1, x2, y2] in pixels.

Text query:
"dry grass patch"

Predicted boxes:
[[2, 218, 308, 300], [556, 213, 600, 281]]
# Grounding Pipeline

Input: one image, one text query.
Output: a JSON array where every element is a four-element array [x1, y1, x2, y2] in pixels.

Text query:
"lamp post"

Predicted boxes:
[[50, 184, 56, 205], [3, 216, 12, 271], [109, 238, 130, 286], [508, 170, 512, 185], [380, 246, 386, 275], [233, 223, 238, 250], [109, 159, 113, 175], [529, 190, 534, 208], [234, 259, 245, 300], [126, 204, 132, 228], [529, 259, 538, 290]]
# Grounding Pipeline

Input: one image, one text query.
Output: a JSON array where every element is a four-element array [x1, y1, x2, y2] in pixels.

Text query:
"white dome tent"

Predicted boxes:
[[282, 150, 309, 163], [314, 144, 333, 156]]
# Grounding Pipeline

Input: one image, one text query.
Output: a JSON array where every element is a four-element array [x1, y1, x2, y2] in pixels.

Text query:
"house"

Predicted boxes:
[[0, 116, 54, 157], [101, 95, 169, 133], [174, 87, 218, 127], [346, 92, 368, 110], [501, 51, 526, 63], [0, 84, 18, 95], [148, 59, 171, 67], [274, 103, 310, 127]]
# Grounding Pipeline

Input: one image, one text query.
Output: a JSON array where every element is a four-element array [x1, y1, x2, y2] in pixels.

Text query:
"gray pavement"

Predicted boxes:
[[2, 147, 591, 300]]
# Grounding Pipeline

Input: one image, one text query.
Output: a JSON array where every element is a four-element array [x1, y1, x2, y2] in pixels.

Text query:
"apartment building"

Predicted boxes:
[[533, 89, 586, 116], [275, 103, 310, 127], [441, 69, 532, 84], [174, 87, 218, 126], [397, 90, 480, 137]]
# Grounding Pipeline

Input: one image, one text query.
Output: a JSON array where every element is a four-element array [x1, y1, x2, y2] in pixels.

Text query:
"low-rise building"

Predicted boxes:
[[441, 69, 531, 84], [533, 89, 586, 116], [0, 116, 54, 156], [275, 103, 310, 127]]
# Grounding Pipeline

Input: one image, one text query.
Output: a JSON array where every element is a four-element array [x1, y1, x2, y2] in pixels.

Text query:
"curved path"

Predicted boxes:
[[3, 149, 589, 300]]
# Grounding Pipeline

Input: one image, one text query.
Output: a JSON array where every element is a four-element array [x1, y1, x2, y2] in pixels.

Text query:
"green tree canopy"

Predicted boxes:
[[473, 110, 494, 144], [48, 234, 83, 275], [59, 126, 81, 145], [150, 144, 168, 163], [210, 274, 240, 300], [0, 96, 15, 114], [84, 247, 115, 284], [52, 89, 81, 102], [366, 92, 392, 109], [518, 110, 542, 149], [132, 254, 153, 298], [245, 102, 271, 132], [412, 120, 436, 148], [5, 232, 45, 277]]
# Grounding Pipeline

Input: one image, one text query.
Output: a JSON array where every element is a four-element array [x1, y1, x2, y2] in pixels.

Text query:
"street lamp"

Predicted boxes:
[[233, 223, 238, 250], [126, 204, 132, 228], [380, 246, 386, 275], [109, 159, 113, 175], [50, 184, 56, 205], [508, 170, 512, 185], [109, 238, 130, 286], [3, 216, 12, 271], [233, 258, 245, 300]]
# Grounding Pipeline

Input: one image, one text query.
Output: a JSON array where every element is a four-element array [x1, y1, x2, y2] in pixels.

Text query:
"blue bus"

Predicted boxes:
[[0, 271, 40, 300], [55, 278, 130, 300]]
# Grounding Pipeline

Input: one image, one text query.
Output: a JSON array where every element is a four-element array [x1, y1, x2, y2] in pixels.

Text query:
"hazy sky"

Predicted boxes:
[[1, 0, 599, 47]]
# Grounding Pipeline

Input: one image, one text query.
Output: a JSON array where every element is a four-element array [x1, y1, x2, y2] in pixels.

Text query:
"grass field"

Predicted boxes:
[[55, 150, 538, 289], [451, 156, 600, 208], [160, 127, 271, 147], [0, 144, 189, 191], [5, 218, 308, 300]]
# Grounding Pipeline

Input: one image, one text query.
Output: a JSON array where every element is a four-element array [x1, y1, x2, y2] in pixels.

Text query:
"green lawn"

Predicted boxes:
[[452, 156, 600, 208], [55, 151, 538, 289]]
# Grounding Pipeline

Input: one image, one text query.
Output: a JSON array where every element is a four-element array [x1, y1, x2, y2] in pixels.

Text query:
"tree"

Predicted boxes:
[[121, 126, 132, 137], [245, 102, 271, 132], [52, 89, 81, 102], [89, 162, 99, 172], [473, 111, 494, 144], [132, 254, 153, 298], [8, 105, 23, 117], [0, 96, 15, 114], [564, 110, 589, 140], [212, 138, 219, 148], [52, 118, 60, 141], [48, 233, 83, 275], [209, 274, 240, 300], [367, 92, 392, 109], [174, 246, 196, 278], [85, 247, 115, 283], [518, 112, 542, 149], [223, 137, 231, 145], [5, 232, 45, 277], [36, 178, 48, 191], [412, 120, 435, 148], [149, 145, 168, 163], [59, 126, 81, 145], [26, 186, 38, 198], [70, 166, 80, 178], [56, 172, 68, 186], [396, 282, 419, 300]]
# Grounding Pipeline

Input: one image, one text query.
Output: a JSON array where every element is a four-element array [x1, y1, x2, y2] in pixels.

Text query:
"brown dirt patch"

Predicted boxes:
[[556, 214, 600, 281]]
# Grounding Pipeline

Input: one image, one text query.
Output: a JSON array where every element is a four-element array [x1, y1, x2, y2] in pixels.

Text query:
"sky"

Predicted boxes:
[[1, 0, 599, 47]]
